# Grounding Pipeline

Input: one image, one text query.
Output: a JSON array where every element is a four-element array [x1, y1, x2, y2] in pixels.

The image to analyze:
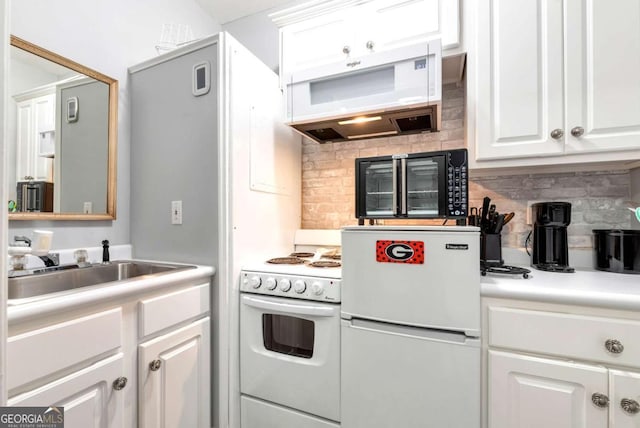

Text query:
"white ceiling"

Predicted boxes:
[[198, 0, 298, 24]]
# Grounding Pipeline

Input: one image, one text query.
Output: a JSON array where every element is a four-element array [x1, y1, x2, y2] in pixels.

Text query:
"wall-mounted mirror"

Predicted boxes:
[[8, 35, 117, 220]]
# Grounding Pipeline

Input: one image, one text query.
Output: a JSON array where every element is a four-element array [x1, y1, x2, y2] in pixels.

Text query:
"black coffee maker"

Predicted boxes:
[[531, 202, 575, 273]]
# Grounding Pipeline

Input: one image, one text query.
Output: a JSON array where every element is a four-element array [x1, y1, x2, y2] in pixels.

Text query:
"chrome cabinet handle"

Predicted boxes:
[[366, 40, 375, 51], [342, 46, 351, 55], [592, 393, 610, 408], [605, 339, 624, 354], [621, 398, 640, 415], [550, 129, 564, 140], [149, 359, 162, 371], [570, 126, 584, 137], [112, 377, 128, 391]]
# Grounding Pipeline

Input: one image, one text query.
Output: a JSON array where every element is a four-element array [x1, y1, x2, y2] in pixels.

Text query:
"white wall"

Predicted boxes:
[[8, 0, 221, 249], [222, 0, 307, 72]]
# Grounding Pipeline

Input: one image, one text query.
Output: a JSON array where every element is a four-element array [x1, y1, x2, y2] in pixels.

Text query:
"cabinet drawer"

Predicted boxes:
[[8, 308, 122, 391], [139, 282, 209, 338], [489, 307, 640, 368]]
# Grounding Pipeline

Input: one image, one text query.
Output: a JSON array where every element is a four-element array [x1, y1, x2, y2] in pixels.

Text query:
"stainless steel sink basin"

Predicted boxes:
[[9, 260, 196, 301]]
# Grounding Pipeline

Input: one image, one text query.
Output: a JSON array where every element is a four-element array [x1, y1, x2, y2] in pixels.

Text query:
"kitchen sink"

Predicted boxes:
[[8, 260, 196, 301]]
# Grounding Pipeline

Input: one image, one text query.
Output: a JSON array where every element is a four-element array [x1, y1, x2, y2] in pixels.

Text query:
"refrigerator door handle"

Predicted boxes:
[[400, 158, 407, 215], [347, 318, 480, 346], [242, 295, 338, 318]]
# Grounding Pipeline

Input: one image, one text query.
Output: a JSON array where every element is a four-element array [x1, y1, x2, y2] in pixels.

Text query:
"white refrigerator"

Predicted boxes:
[[341, 226, 481, 428]]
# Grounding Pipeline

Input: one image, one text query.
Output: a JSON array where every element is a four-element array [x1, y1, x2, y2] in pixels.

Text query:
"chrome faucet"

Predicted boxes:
[[11, 235, 59, 268], [14, 235, 31, 246]]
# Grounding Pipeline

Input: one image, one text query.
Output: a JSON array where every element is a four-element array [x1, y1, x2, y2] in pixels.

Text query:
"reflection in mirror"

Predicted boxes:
[[8, 35, 118, 220]]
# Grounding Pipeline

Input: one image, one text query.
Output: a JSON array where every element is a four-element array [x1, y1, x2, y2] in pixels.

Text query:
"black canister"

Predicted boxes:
[[593, 229, 640, 274]]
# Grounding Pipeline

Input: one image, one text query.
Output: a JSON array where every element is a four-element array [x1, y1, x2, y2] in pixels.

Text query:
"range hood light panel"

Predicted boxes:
[[346, 130, 398, 139], [338, 116, 383, 125]]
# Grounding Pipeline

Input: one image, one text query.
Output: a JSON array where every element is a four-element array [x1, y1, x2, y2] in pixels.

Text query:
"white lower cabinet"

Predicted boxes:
[[489, 350, 608, 428], [484, 299, 640, 428], [7, 278, 211, 428], [9, 354, 126, 428], [138, 317, 210, 428]]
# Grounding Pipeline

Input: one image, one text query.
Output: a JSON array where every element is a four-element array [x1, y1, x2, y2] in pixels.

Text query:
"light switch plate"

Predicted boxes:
[[171, 200, 183, 225]]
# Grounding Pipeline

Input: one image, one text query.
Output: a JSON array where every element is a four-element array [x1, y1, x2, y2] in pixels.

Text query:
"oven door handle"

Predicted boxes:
[[241, 295, 338, 318]]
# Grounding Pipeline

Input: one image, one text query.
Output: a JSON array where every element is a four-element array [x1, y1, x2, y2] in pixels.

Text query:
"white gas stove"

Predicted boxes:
[[240, 255, 342, 303]]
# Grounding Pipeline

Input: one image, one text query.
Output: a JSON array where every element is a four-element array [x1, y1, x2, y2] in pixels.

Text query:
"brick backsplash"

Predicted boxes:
[[301, 83, 632, 249]]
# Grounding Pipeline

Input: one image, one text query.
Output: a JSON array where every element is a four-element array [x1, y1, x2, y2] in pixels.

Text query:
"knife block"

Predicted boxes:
[[481, 233, 504, 267]]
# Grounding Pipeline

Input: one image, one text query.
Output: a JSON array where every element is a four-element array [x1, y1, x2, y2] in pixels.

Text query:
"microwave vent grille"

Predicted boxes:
[[395, 114, 432, 132], [307, 127, 344, 142]]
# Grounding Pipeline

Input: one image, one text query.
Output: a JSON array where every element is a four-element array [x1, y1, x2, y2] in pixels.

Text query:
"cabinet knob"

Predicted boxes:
[[621, 398, 640, 415], [149, 359, 162, 371], [366, 40, 375, 51], [550, 129, 564, 140], [342, 45, 351, 55], [570, 126, 584, 137], [605, 339, 624, 354], [112, 376, 128, 391], [591, 393, 610, 408]]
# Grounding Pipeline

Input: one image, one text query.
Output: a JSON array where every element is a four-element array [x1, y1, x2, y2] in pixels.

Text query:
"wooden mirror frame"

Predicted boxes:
[[9, 35, 118, 220]]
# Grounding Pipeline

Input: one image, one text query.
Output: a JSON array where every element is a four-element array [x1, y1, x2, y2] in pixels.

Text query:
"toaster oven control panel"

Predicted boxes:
[[447, 150, 468, 218]]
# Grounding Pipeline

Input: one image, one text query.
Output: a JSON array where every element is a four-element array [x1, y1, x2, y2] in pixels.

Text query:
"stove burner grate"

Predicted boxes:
[[289, 252, 314, 258], [267, 257, 305, 265], [308, 260, 341, 268], [323, 254, 342, 261]]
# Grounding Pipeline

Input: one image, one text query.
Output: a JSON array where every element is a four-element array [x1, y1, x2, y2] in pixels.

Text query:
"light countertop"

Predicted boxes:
[[481, 266, 640, 311], [8, 261, 215, 325]]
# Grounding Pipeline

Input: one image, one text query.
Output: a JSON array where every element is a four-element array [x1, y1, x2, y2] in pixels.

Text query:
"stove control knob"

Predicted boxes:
[[293, 280, 307, 294], [311, 281, 325, 296], [279, 278, 292, 292], [248, 276, 262, 289], [265, 277, 277, 290]]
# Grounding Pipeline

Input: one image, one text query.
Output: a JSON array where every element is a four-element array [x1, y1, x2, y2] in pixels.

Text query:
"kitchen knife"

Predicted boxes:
[[493, 214, 505, 234], [481, 197, 491, 231]]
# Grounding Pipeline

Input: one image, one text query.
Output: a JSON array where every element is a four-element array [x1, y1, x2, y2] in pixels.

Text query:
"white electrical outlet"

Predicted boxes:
[[526, 200, 544, 225], [171, 200, 183, 225], [83, 202, 93, 214]]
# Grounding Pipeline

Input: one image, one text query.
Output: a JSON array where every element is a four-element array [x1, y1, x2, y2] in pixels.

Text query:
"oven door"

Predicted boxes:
[[240, 294, 340, 422]]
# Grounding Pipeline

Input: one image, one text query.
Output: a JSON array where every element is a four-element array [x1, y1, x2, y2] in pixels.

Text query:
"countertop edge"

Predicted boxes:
[[481, 267, 640, 312], [8, 263, 215, 324]]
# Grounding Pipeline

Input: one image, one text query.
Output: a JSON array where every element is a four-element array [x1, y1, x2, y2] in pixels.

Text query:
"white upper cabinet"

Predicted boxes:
[[15, 92, 55, 181], [278, 0, 460, 77], [564, 0, 640, 154], [281, 12, 354, 74], [471, 0, 640, 168]]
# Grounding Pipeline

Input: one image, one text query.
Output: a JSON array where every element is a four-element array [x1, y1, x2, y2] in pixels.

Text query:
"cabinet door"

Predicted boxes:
[[362, 0, 442, 53], [488, 350, 608, 428], [16, 100, 34, 180], [32, 93, 55, 180], [15, 94, 55, 181], [475, 0, 565, 160], [565, 0, 640, 154], [610, 369, 640, 428], [281, 11, 354, 74], [138, 317, 210, 428], [8, 354, 126, 428]]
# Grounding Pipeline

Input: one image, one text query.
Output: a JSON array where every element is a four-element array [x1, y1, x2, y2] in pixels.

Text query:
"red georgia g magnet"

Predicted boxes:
[[376, 240, 424, 264]]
